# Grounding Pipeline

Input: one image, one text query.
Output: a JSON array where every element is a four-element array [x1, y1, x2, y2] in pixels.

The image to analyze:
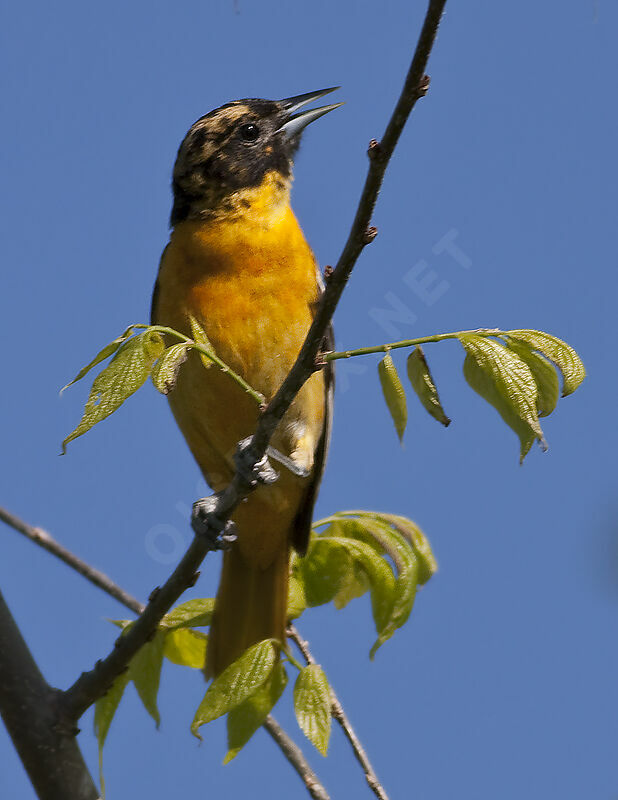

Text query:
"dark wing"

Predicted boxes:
[[149, 244, 168, 325], [291, 320, 335, 555]]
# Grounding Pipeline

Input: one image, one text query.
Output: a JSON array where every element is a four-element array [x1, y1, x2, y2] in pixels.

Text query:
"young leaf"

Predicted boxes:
[[459, 334, 544, 462], [191, 640, 277, 738], [94, 671, 130, 797], [61, 325, 139, 393], [287, 574, 307, 620], [129, 632, 165, 727], [505, 339, 559, 417], [160, 598, 215, 630], [312, 512, 431, 657], [224, 662, 288, 764], [374, 512, 437, 585], [62, 330, 165, 452], [300, 538, 353, 607], [163, 629, 207, 669], [505, 329, 585, 396], [406, 346, 451, 426], [293, 665, 332, 756], [320, 535, 396, 637], [378, 352, 407, 441], [151, 342, 189, 395], [344, 518, 420, 659], [332, 559, 370, 610], [189, 314, 217, 369]]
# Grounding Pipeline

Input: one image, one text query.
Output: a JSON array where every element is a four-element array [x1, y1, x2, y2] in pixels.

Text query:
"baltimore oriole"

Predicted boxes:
[[151, 88, 340, 677]]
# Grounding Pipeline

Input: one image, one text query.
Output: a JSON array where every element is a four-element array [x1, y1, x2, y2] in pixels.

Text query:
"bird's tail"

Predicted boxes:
[[205, 544, 289, 679]]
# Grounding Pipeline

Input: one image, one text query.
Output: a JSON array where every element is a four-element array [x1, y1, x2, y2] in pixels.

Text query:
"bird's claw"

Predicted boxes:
[[191, 494, 237, 550], [234, 437, 279, 487]]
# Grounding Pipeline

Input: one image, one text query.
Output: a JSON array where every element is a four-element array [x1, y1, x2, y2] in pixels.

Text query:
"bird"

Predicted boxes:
[[151, 88, 340, 678]]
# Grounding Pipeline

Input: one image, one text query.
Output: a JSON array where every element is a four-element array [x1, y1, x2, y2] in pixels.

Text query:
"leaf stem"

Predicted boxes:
[[323, 328, 504, 362], [146, 324, 266, 405]]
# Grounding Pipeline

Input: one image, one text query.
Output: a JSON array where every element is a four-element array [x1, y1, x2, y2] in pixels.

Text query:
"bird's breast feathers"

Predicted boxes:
[[156, 198, 320, 396]]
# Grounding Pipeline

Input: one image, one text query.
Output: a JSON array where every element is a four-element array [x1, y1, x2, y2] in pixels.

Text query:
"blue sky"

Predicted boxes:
[[1, 1, 616, 798]]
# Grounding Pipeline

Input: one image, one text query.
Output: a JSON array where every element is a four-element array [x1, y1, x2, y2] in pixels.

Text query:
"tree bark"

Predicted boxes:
[[0, 590, 99, 800]]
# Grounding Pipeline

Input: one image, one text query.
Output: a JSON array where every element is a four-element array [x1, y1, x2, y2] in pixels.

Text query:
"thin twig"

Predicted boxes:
[[289, 625, 389, 800], [248, 0, 448, 460], [0, 505, 143, 616], [263, 715, 330, 800], [323, 328, 504, 361]]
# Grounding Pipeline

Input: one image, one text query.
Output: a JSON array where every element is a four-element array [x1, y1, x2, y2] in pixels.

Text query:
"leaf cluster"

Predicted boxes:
[[95, 511, 435, 777], [377, 330, 585, 461]]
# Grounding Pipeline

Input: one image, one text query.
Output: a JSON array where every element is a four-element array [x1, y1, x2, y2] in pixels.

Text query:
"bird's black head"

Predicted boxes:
[[170, 88, 342, 226]]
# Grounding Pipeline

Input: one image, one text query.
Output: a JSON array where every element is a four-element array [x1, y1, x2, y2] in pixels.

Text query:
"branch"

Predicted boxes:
[[249, 0, 448, 457], [0, 589, 100, 800], [263, 715, 330, 800], [60, 527, 223, 720], [289, 625, 389, 800], [0, 505, 143, 616]]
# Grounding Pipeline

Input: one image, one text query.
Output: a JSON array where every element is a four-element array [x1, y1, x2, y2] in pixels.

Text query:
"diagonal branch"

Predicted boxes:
[[288, 625, 389, 800], [263, 715, 331, 800], [0, 505, 143, 616]]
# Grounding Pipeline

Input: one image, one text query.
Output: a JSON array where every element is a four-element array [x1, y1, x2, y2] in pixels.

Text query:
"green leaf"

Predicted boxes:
[[151, 342, 189, 395], [129, 632, 165, 727], [94, 671, 130, 798], [374, 512, 437, 585], [62, 331, 165, 452], [332, 558, 370, 610], [189, 314, 217, 369], [310, 511, 434, 657], [224, 662, 288, 764], [505, 329, 585, 396], [320, 534, 396, 637], [163, 628, 207, 669], [406, 346, 451, 426], [459, 334, 544, 462], [161, 598, 215, 630], [191, 640, 277, 738], [505, 339, 560, 417], [320, 513, 423, 657], [378, 352, 407, 441], [293, 665, 332, 756], [61, 326, 139, 393], [300, 538, 353, 607], [287, 574, 307, 620]]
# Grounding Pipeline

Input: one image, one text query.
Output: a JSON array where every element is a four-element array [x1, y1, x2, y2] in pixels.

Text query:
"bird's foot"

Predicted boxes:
[[235, 437, 279, 487], [191, 493, 237, 550], [266, 446, 310, 478]]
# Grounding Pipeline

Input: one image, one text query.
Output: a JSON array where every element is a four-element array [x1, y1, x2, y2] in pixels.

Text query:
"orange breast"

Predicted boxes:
[[153, 201, 326, 563]]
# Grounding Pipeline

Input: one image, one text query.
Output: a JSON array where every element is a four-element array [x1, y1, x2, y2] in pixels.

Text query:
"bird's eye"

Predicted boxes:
[[239, 123, 260, 143]]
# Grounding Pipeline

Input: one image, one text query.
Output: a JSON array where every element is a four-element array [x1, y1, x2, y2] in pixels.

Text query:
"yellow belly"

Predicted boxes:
[[153, 203, 326, 566]]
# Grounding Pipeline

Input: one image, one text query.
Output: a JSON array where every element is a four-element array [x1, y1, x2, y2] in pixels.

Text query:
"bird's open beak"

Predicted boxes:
[[277, 87, 343, 139]]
